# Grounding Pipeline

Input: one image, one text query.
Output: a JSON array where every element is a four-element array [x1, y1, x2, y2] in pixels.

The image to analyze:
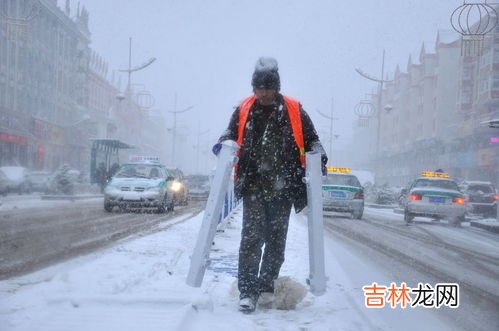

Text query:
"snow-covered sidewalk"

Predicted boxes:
[[0, 207, 455, 331]]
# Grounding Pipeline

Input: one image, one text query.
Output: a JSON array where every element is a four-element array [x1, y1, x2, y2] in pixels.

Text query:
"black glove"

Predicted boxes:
[[212, 143, 222, 156], [321, 155, 328, 176]]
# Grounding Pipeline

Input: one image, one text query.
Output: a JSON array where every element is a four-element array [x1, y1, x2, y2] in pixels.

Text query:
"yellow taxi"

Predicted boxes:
[[322, 167, 364, 219], [401, 171, 466, 226]]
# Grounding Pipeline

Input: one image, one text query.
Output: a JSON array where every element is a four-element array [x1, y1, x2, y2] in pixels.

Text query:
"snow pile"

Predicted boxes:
[[272, 276, 307, 310]]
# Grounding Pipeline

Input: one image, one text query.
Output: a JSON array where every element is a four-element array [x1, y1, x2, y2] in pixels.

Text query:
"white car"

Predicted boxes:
[[322, 167, 364, 219], [402, 171, 466, 226], [0, 166, 31, 194], [104, 159, 175, 213]]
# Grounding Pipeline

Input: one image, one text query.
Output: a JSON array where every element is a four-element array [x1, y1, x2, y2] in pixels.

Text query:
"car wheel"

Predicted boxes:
[[156, 195, 169, 213], [156, 203, 166, 213], [404, 208, 414, 224], [352, 209, 363, 219], [104, 203, 113, 212], [167, 202, 175, 212], [452, 215, 465, 227]]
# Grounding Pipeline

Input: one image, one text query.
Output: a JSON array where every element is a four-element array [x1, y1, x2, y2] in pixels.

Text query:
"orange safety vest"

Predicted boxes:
[[236, 95, 306, 168]]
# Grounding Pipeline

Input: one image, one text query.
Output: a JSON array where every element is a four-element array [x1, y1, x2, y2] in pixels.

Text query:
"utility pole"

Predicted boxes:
[[195, 122, 210, 174], [317, 97, 339, 163], [118, 37, 156, 146], [169, 93, 193, 168], [355, 50, 392, 185]]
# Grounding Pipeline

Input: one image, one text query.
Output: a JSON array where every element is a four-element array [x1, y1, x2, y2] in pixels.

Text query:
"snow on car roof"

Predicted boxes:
[[0, 166, 26, 180], [462, 180, 493, 185]]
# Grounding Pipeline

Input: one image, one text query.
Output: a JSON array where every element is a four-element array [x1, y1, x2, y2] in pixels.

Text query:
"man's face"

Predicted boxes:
[[254, 88, 277, 106]]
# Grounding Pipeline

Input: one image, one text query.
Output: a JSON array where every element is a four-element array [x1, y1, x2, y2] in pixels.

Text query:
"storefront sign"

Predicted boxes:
[[0, 132, 27, 144]]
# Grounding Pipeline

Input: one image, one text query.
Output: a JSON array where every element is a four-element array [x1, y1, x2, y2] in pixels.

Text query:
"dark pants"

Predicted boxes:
[[238, 193, 293, 299]]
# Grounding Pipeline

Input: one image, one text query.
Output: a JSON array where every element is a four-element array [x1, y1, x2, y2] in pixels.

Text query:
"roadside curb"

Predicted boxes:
[[469, 220, 499, 234], [372, 206, 498, 234]]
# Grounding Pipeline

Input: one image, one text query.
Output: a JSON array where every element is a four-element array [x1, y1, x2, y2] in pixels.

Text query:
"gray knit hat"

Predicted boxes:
[[251, 57, 280, 90]]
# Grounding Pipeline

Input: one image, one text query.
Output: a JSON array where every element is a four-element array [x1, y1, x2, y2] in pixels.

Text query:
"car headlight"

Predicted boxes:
[[171, 181, 183, 192]]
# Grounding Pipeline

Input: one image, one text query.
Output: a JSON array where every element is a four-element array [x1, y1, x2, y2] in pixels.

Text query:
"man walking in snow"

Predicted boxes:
[[215, 57, 327, 312]]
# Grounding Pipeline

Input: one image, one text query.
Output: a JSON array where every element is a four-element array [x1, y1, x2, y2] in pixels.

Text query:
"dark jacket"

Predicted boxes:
[[218, 94, 326, 212]]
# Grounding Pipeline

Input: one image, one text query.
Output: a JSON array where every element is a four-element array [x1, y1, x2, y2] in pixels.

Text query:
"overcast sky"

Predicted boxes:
[[67, 0, 459, 171]]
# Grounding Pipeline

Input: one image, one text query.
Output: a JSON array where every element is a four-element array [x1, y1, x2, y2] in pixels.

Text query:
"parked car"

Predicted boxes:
[[373, 184, 399, 205], [0, 166, 31, 194], [460, 181, 498, 218], [186, 174, 210, 200], [26, 170, 53, 193]]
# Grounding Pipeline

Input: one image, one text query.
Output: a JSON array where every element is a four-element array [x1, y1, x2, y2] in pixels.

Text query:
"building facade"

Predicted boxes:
[[0, 0, 90, 170], [0, 0, 168, 175], [354, 27, 498, 187]]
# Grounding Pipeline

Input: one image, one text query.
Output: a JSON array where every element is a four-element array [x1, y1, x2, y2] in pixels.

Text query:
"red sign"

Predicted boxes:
[[0, 132, 27, 144]]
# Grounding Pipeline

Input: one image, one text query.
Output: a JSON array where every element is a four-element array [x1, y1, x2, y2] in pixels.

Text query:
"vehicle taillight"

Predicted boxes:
[[410, 193, 422, 201], [453, 196, 465, 204], [354, 191, 364, 199], [494, 195, 499, 201]]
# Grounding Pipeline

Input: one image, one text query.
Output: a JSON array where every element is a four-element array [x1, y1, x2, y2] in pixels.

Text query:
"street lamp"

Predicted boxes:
[[65, 114, 92, 128], [480, 118, 499, 129], [117, 38, 155, 148], [169, 94, 193, 167], [119, 37, 156, 92], [355, 49, 392, 185], [317, 96, 339, 163]]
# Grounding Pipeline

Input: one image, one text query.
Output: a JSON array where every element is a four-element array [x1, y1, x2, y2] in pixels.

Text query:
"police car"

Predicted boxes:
[[103, 156, 176, 213], [402, 171, 466, 226], [322, 167, 364, 219]]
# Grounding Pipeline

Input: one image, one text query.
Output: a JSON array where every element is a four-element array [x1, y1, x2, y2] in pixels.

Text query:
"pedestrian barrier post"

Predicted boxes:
[[186, 141, 239, 287], [304, 151, 327, 295]]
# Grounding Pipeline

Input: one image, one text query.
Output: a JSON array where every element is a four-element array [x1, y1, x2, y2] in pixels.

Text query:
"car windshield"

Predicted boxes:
[[467, 184, 493, 194], [114, 164, 161, 179], [325, 174, 361, 187], [413, 179, 459, 191]]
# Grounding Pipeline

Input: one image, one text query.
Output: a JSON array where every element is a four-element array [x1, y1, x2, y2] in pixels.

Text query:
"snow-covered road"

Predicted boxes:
[[1, 200, 497, 330], [0, 196, 205, 279]]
